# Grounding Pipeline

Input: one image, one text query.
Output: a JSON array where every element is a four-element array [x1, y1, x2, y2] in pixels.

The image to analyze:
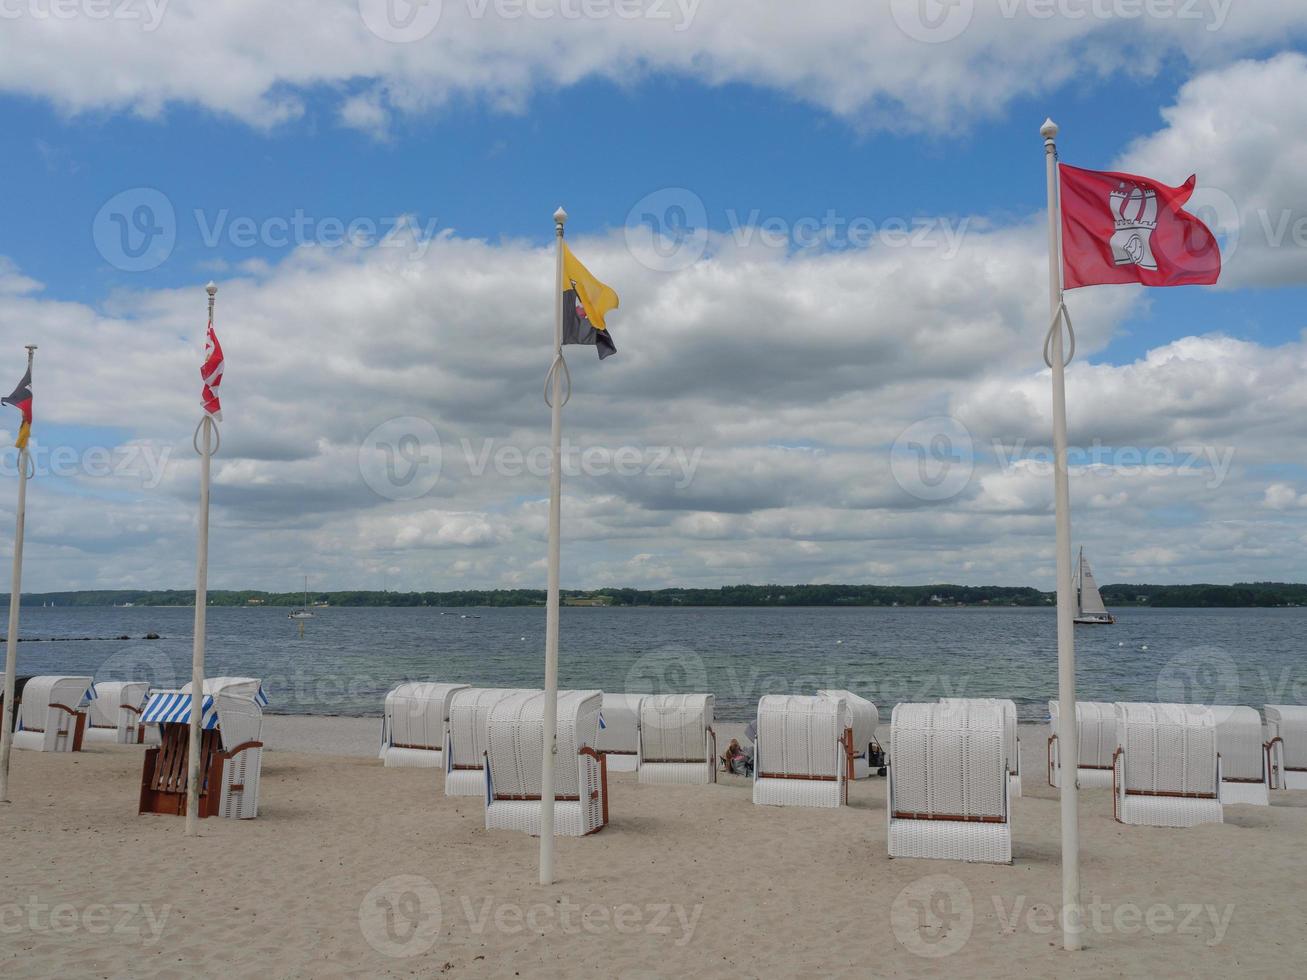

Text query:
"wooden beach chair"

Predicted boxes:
[[1210, 705, 1270, 805], [1264, 705, 1307, 790], [483, 689, 608, 837], [444, 688, 536, 796], [817, 689, 879, 778], [379, 682, 470, 767], [941, 697, 1022, 796], [84, 680, 150, 745], [753, 695, 853, 807], [1112, 702, 1223, 828], [887, 701, 1012, 864], [1047, 699, 1116, 789], [637, 693, 716, 785], [10, 675, 93, 753], [138, 689, 265, 819], [595, 693, 644, 772]]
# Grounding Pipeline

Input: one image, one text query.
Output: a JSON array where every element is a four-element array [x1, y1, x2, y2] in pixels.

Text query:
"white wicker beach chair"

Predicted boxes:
[[445, 688, 536, 796], [941, 697, 1021, 796], [596, 693, 644, 772], [138, 689, 265, 819], [84, 681, 150, 745], [11, 675, 94, 752], [753, 695, 853, 807], [1264, 705, 1307, 790], [378, 682, 470, 768], [1047, 700, 1116, 789], [637, 693, 716, 785], [1113, 702, 1223, 828], [817, 689, 878, 779], [483, 689, 608, 837], [888, 701, 1011, 864], [1210, 706, 1270, 805]]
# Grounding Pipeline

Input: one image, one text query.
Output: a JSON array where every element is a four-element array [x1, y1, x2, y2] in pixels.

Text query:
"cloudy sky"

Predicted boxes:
[[0, 1, 1305, 592]]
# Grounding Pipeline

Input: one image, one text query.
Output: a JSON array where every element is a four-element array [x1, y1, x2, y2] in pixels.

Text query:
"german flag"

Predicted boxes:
[[561, 242, 619, 360], [2, 367, 31, 450]]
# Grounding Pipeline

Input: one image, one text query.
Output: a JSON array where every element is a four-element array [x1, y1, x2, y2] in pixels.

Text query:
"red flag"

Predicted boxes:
[[1059, 163, 1221, 290], [201, 320, 223, 420]]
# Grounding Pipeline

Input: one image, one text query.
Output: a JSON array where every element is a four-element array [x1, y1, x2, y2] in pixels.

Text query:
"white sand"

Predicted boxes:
[[2, 717, 1304, 978]]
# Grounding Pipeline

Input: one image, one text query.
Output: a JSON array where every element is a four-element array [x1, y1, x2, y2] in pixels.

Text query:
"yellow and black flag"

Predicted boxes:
[[2, 367, 31, 450], [562, 242, 619, 359]]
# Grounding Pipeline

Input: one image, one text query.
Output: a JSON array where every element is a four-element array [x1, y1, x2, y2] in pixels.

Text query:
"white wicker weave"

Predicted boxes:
[[1265, 705, 1307, 790], [11, 676, 93, 753], [445, 688, 536, 796], [887, 702, 1011, 864], [84, 681, 150, 745], [596, 693, 644, 773], [483, 690, 607, 837], [817, 689, 878, 779], [1047, 700, 1116, 789], [637, 694, 716, 785], [1209, 705, 1269, 805], [378, 682, 470, 768], [753, 695, 851, 807], [1113, 702, 1223, 828], [940, 697, 1021, 797]]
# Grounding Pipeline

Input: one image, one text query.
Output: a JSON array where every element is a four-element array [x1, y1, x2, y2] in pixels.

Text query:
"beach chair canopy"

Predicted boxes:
[[86, 681, 149, 729], [596, 693, 644, 756], [1209, 705, 1265, 782], [181, 677, 269, 706], [16, 676, 94, 731], [382, 682, 469, 751], [447, 688, 537, 769], [486, 690, 602, 799], [757, 694, 850, 779], [639, 693, 714, 763], [1115, 702, 1218, 796], [1049, 699, 1116, 769], [817, 690, 877, 750], [141, 690, 263, 750], [941, 697, 1017, 775], [1265, 705, 1307, 771], [891, 701, 1007, 820]]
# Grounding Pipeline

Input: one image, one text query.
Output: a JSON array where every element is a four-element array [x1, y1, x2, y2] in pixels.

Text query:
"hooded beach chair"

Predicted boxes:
[[1112, 702, 1222, 828], [84, 681, 150, 745], [941, 697, 1021, 796], [379, 682, 470, 767], [637, 693, 716, 785], [753, 695, 853, 807], [817, 689, 878, 778], [1047, 700, 1116, 789], [1210, 705, 1270, 805], [483, 689, 608, 837], [10, 675, 94, 753], [138, 687, 265, 819], [596, 693, 644, 772], [887, 701, 1012, 864], [1264, 705, 1307, 790], [444, 688, 536, 796]]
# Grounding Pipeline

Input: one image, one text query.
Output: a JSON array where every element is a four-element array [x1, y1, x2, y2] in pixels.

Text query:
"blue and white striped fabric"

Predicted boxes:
[[81, 684, 97, 705], [254, 686, 269, 707], [141, 693, 220, 730]]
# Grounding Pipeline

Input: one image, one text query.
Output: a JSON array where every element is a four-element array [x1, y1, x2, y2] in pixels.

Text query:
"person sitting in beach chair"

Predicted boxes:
[[721, 737, 753, 776]]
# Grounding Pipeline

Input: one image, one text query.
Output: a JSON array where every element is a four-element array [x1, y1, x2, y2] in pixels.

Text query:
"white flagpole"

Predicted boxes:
[[0, 344, 36, 803], [1042, 118, 1082, 952], [185, 282, 218, 835], [539, 206, 567, 884]]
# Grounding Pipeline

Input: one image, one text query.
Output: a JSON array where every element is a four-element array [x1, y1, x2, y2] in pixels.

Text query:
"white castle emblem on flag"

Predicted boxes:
[[1109, 181, 1159, 270]]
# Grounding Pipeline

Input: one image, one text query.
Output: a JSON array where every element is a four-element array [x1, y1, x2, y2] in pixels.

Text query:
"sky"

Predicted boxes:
[[0, 1, 1305, 592]]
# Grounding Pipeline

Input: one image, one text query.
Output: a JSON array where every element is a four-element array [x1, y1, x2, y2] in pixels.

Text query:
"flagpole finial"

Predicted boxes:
[[206, 281, 218, 297], [1041, 118, 1059, 142], [553, 207, 567, 235]]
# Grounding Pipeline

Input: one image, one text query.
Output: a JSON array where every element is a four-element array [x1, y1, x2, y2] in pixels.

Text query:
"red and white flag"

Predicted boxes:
[[1060, 163, 1221, 290], [201, 320, 224, 420]]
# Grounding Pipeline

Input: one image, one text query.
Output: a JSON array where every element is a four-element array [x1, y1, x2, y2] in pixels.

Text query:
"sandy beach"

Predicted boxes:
[[1, 717, 1303, 979]]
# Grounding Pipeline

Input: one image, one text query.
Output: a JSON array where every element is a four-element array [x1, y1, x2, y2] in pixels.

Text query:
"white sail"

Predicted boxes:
[[1078, 553, 1109, 616]]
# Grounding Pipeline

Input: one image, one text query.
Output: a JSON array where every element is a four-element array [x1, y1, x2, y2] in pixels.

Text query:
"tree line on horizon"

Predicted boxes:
[[6, 582, 1307, 608]]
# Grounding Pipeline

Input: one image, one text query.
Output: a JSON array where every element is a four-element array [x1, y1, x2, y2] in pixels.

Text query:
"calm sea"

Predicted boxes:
[[3, 605, 1303, 722]]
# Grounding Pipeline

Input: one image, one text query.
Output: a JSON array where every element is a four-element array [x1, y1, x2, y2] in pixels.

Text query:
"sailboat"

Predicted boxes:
[[1074, 548, 1116, 625], [289, 575, 315, 620]]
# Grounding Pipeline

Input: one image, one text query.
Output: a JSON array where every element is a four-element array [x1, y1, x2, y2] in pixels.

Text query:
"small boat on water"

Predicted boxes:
[[289, 575, 315, 620], [1074, 548, 1116, 625]]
